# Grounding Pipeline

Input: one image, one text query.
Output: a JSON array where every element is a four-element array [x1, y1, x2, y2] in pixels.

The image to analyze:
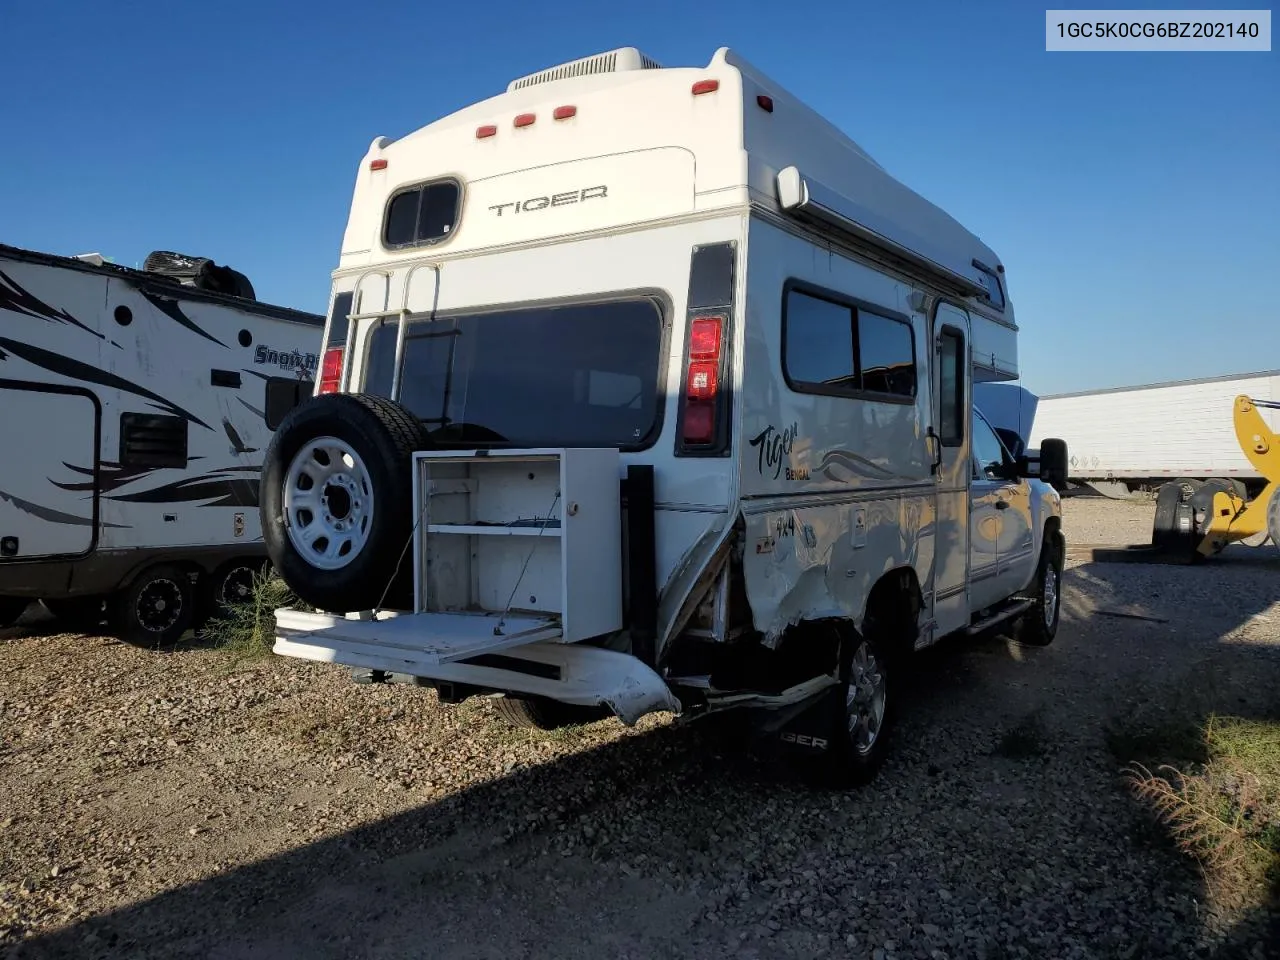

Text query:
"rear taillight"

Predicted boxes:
[[681, 316, 723, 445], [318, 346, 344, 394]]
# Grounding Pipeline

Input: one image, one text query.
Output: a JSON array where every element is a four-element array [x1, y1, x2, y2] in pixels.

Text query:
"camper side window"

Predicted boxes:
[[782, 285, 916, 400], [937, 329, 964, 446], [383, 179, 461, 249]]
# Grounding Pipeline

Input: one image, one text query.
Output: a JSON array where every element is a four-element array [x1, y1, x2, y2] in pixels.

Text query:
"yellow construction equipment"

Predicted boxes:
[[1150, 395, 1280, 560]]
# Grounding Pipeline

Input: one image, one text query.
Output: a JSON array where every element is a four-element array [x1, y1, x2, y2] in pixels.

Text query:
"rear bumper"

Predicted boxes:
[[272, 608, 681, 725]]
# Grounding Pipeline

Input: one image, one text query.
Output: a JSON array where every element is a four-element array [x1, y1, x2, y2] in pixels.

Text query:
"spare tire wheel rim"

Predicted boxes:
[[283, 437, 375, 570], [136, 578, 183, 634]]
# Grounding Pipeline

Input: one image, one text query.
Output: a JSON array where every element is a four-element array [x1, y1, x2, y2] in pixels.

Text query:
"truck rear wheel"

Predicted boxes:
[[261, 394, 431, 613], [492, 695, 610, 730], [809, 630, 894, 788]]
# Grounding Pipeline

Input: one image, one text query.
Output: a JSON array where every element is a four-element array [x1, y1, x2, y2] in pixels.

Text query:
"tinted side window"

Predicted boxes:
[[784, 290, 856, 389], [971, 413, 1007, 480], [938, 329, 964, 445], [858, 310, 916, 397]]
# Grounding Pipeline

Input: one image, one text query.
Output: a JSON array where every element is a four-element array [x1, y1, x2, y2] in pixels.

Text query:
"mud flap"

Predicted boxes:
[[760, 682, 844, 756]]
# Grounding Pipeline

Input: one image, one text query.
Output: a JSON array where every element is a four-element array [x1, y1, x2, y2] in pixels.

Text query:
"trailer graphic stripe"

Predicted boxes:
[[0, 489, 128, 528], [104, 470, 261, 508], [0, 267, 105, 341], [0, 335, 211, 430], [138, 288, 227, 347]]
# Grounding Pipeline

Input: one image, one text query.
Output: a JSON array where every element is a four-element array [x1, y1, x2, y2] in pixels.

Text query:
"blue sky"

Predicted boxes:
[[2, 0, 1275, 395]]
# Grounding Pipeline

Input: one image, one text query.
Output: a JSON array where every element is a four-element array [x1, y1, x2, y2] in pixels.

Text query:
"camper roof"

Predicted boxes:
[[338, 46, 1010, 319]]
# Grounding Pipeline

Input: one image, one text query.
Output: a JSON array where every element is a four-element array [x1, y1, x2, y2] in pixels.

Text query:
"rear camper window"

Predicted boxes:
[[383, 179, 461, 248], [782, 286, 916, 401], [363, 298, 666, 449]]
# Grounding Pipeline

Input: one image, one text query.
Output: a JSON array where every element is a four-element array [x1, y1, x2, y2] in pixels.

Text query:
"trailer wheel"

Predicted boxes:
[[109, 564, 196, 648], [261, 394, 431, 613], [1013, 542, 1062, 647], [492, 695, 611, 730], [0, 597, 29, 628], [41, 595, 108, 631], [202, 558, 269, 621]]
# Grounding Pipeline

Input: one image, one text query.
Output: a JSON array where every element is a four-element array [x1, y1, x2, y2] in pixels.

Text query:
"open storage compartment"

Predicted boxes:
[[412, 448, 623, 643]]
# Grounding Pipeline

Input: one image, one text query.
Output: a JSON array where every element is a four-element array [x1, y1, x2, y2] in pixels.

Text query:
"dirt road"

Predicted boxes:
[[2, 497, 1278, 959]]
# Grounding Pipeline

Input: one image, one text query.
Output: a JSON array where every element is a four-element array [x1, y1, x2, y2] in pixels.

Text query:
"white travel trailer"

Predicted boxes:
[[0, 243, 324, 643], [1028, 371, 1280, 499], [261, 46, 1068, 785]]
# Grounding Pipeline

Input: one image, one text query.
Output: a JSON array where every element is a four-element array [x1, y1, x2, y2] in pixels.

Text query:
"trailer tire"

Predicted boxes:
[[201, 558, 270, 622], [41, 595, 108, 631], [0, 597, 29, 628], [261, 394, 431, 614], [109, 564, 196, 648], [492, 695, 610, 730], [1013, 542, 1061, 647]]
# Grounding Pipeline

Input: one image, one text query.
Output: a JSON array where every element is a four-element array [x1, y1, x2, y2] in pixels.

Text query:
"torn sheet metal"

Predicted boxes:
[[739, 493, 935, 646]]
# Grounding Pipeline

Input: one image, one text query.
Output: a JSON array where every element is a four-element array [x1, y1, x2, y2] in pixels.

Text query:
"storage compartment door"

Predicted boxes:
[[0, 385, 99, 559]]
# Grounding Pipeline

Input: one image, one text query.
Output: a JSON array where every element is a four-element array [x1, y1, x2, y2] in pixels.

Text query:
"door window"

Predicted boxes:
[[971, 412, 1008, 480]]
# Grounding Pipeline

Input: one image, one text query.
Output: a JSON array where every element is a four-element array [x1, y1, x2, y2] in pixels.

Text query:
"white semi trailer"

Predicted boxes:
[[1027, 370, 1280, 499]]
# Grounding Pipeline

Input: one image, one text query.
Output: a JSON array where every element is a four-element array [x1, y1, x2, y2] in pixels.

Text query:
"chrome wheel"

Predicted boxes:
[[283, 437, 374, 571], [1043, 561, 1059, 630], [135, 578, 183, 634], [846, 641, 887, 756]]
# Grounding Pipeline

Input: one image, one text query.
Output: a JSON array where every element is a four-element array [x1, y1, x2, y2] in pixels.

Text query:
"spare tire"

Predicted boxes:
[[261, 394, 431, 613]]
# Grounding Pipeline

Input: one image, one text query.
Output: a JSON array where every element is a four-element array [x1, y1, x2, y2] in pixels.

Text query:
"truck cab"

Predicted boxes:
[[258, 46, 1068, 787]]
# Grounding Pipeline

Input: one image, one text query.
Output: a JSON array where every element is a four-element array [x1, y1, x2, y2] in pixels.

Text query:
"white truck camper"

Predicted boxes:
[[0, 244, 324, 643], [261, 46, 1070, 785]]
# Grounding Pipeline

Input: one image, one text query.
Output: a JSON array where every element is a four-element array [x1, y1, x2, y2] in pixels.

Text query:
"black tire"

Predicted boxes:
[[0, 597, 30, 628], [492, 695, 611, 730], [1013, 540, 1062, 647], [261, 394, 431, 613], [108, 564, 196, 648], [1267, 486, 1280, 548], [40, 595, 108, 631], [1170, 477, 1203, 501], [809, 629, 894, 789], [200, 558, 269, 622]]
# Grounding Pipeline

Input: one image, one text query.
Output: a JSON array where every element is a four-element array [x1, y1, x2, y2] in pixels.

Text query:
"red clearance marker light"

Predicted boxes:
[[691, 79, 719, 95], [514, 113, 535, 128], [476, 124, 497, 139], [369, 158, 388, 171], [756, 94, 774, 113], [553, 105, 577, 120]]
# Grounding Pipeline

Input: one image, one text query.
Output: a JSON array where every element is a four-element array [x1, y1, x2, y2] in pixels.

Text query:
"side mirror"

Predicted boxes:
[[994, 427, 1026, 461], [1038, 437, 1069, 492]]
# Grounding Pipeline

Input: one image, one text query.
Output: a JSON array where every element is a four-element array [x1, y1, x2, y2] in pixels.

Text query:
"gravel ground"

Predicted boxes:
[[3, 496, 1279, 960]]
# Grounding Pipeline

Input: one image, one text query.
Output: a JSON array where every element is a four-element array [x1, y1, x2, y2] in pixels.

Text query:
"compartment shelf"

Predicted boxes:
[[412, 448, 622, 643], [425, 523, 562, 537]]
